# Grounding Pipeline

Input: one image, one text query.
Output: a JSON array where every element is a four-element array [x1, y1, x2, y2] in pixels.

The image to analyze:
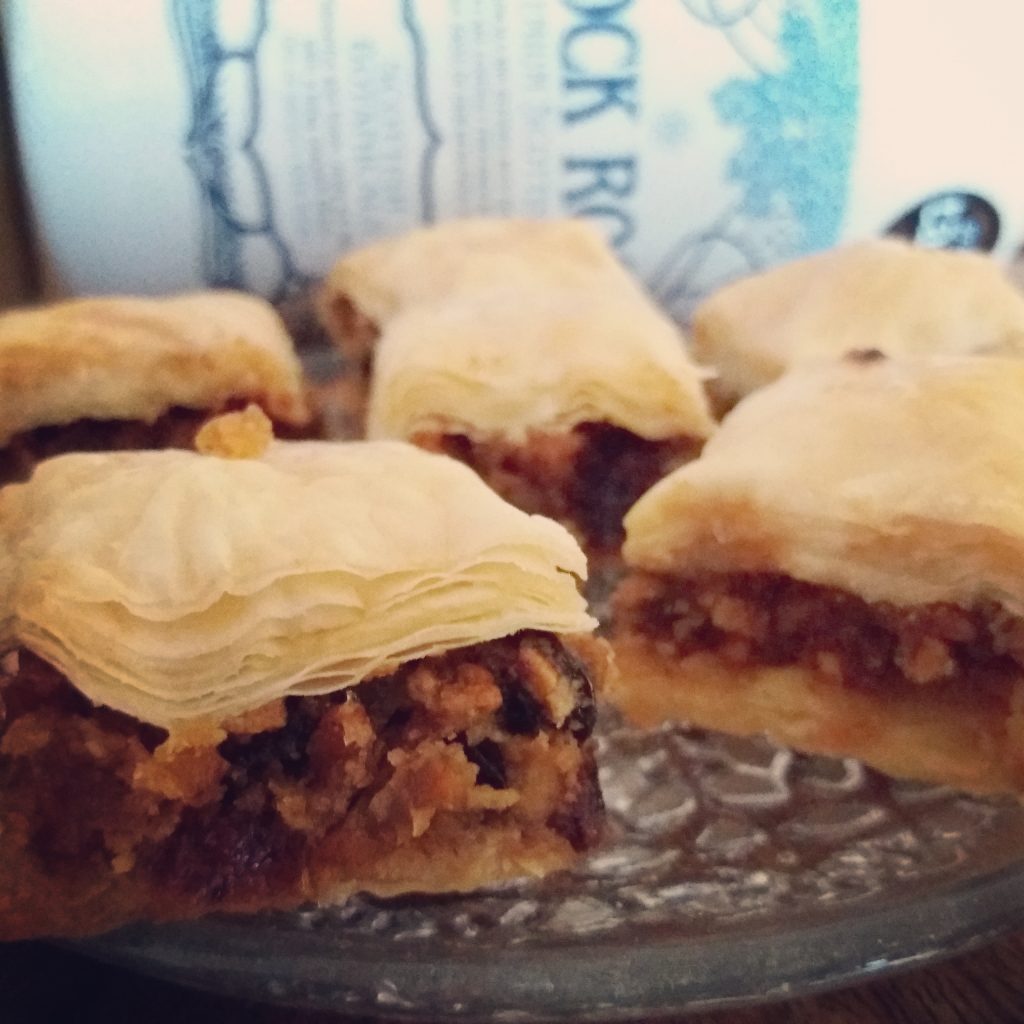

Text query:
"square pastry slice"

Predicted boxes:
[[0, 291, 313, 483], [611, 352, 1024, 795], [0, 427, 608, 939], [318, 217, 627, 370], [692, 239, 1024, 409], [320, 218, 714, 552]]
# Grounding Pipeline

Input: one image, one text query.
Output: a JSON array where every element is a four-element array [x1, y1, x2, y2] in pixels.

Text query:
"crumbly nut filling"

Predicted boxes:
[[414, 423, 698, 551], [615, 571, 1024, 698], [0, 632, 604, 926]]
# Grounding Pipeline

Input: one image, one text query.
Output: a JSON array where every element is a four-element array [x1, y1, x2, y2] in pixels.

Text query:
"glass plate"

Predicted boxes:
[[77, 713, 1024, 1021]]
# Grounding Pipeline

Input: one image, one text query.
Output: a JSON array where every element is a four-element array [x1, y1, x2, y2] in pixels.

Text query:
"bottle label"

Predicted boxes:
[[170, 0, 858, 317], [14, 2, 1021, 306]]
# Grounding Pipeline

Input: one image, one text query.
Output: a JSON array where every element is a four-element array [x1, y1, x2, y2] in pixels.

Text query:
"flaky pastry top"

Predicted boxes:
[[323, 217, 713, 440], [0, 441, 593, 728], [624, 354, 1024, 612], [692, 240, 1024, 401], [366, 285, 714, 442], [0, 291, 310, 443], [320, 217, 626, 329]]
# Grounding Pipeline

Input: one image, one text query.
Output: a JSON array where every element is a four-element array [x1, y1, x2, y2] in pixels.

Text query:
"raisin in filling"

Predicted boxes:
[[618, 571, 1024, 699]]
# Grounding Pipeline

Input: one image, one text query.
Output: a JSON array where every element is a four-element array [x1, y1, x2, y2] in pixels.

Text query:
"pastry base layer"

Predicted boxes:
[[414, 425, 697, 553], [610, 635, 1024, 794], [611, 571, 1024, 795], [0, 632, 607, 940]]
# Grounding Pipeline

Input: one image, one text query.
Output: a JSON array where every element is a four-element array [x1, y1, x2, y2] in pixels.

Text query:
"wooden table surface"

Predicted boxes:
[[4, 928, 1024, 1023]]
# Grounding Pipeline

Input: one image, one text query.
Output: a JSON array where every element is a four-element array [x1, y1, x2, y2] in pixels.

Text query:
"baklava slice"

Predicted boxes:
[[0, 428, 608, 940], [0, 291, 313, 483], [692, 239, 1024, 410], [320, 219, 713, 552], [612, 353, 1024, 795]]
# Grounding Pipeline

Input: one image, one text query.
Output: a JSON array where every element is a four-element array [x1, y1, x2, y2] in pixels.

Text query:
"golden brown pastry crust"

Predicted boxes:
[[0, 429, 608, 938], [319, 217, 626, 338], [366, 283, 714, 442], [624, 354, 1024, 613], [319, 217, 714, 442], [0, 440, 594, 728], [692, 239, 1024, 404], [0, 291, 311, 444]]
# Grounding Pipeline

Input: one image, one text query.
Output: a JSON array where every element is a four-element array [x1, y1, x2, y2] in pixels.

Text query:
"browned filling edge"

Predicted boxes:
[[0, 631, 606, 939], [0, 403, 320, 486], [414, 425, 699, 552], [322, 293, 380, 378], [314, 294, 381, 437], [614, 571, 1024, 706]]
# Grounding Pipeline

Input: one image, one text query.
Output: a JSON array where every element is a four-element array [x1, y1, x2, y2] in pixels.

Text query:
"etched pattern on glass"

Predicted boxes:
[[270, 714, 1017, 947], [84, 680, 1024, 1019]]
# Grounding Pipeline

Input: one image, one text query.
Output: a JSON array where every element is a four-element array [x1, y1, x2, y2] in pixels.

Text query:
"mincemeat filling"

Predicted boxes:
[[617, 571, 1024, 698], [0, 631, 602, 911], [415, 423, 698, 550]]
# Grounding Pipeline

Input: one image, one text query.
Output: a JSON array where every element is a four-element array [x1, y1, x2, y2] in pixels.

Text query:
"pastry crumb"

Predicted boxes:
[[195, 404, 274, 459]]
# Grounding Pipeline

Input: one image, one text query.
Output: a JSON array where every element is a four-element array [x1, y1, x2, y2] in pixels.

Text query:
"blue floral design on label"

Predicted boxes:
[[401, 0, 442, 223], [713, 0, 858, 254], [169, 0, 438, 298], [170, 0, 309, 300], [652, 0, 859, 318]]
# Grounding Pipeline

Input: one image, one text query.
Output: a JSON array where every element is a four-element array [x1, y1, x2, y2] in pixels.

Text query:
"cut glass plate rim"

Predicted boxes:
[[74, 759, 1024, 1022], [75, 859, 1024, 1021]]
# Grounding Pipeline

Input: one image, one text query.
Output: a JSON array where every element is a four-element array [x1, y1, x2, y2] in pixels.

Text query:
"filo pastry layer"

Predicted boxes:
[[692, 239, 1024, 406], [612, 353, 1024, 794], [367, 284, 713, 444]]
